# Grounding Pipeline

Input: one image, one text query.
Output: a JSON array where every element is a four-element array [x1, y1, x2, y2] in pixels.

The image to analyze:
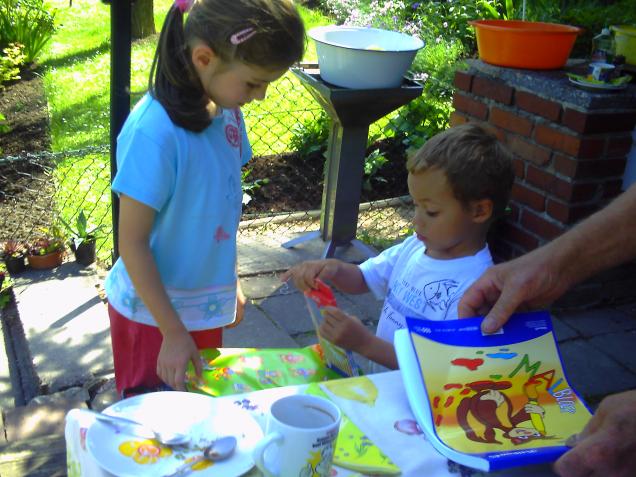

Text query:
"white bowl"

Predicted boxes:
[[308, 26, 424, 89]]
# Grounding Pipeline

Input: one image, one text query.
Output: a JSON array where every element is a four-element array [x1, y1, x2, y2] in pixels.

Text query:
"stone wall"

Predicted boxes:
[[451, 60, 636, 307]]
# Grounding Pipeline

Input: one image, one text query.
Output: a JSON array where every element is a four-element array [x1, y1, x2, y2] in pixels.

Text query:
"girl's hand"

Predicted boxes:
[[280, 259, 341, 291], [318, 307, 372, 353], [156, 328, 202, 391]]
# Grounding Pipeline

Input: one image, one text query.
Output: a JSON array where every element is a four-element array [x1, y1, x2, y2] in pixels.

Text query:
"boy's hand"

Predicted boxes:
[[318, 306, 372, 354], [157, 328, 202, 391], [280, 259, 341, 291]]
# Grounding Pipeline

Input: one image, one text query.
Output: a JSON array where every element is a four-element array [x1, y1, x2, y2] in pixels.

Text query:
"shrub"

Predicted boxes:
[[0, 43, 26, 88], [0, 0, 56, 64], [289, 110, 330, 157]]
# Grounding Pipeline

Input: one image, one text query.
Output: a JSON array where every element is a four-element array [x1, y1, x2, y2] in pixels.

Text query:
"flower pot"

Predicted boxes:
[[72, 240, 96, 266], [4, 255, 26, 275], [27, 250, 64, 269]]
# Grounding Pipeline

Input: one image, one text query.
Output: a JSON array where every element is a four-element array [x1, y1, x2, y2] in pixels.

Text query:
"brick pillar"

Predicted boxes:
[[451, 60, 636, 306]]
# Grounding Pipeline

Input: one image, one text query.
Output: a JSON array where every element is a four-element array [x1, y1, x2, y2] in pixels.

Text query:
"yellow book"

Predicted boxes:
[[395, 311, 593, 472]]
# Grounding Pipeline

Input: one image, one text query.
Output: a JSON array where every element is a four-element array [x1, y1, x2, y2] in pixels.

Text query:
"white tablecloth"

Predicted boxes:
[[66, 371, 556, 477]]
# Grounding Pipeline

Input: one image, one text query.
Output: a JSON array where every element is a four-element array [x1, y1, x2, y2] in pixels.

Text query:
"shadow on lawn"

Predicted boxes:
[[39, 41, 111, 71]]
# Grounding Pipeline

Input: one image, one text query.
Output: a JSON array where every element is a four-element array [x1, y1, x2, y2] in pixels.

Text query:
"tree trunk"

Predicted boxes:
[[131, 0, 156, 40]]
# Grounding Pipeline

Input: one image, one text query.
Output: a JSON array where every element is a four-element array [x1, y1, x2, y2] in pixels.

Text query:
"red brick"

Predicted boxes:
[[603, 180, 624, 199], [507, 135, 551, 165], [481, 122, 506, 142], [452, 93, 488, 120], [512, 158, 525, 179], [520, 209, 565, 241], [534, 124, 605, 158], [553, 154, 578, 178], [453, 71, 473, 92], [554, 155, 627, 179], [501, 222, 540, 251], [491, 107, 534, 136], [562, 109, 636, 135], [546, 199, 598, 224], [525, 166, 601, 202], [515, 91, 562, 122], [605, 134, 633, 158], [450, 111, 469, 126], [472, 76, 514, 105], [511, 182, 545, 211]]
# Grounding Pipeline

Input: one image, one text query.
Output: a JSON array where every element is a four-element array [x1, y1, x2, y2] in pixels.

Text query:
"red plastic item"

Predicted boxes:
[[469, 20, 583, 70]]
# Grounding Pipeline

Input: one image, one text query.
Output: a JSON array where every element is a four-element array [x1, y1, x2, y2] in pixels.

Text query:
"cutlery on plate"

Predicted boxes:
[[86, 409, 191, 446], [162, 435, 238, 476]]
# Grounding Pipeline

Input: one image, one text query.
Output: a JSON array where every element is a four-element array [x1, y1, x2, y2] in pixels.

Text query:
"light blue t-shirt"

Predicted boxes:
[[104, 94, 251, 330]]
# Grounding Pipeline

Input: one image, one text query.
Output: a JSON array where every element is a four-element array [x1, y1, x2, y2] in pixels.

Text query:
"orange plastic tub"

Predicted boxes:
[[470, 20, 583, 70]]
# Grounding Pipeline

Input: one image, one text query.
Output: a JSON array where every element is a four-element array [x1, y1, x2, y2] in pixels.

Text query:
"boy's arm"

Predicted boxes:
[[320, 308, 398, 370], [118, 195, 202, 390], [281, 258, 369, 294]]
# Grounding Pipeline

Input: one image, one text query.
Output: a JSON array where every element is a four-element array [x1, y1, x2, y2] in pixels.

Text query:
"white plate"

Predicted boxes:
[[568, 77, 628, 91], [87, 391, 263, 477]]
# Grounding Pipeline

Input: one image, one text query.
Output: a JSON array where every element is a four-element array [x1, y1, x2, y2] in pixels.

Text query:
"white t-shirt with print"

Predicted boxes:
[[359, 234, 493, 344]]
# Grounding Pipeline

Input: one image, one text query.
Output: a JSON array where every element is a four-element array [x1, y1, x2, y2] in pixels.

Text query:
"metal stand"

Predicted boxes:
[[282, 66, 422, 258]]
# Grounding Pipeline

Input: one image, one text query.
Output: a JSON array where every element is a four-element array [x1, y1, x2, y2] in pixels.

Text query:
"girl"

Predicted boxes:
[[105, 0, 305, 396]]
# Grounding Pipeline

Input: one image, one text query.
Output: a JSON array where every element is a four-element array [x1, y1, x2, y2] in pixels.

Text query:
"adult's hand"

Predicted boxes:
[[554, 390, 636, 477], [458, 244, 570, 333]]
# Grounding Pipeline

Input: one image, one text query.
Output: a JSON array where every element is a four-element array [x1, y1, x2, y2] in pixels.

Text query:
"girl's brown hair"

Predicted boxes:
[[149, 0, 305, 132]]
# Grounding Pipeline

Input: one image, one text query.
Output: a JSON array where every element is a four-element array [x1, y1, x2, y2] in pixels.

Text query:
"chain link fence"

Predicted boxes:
[[1, 75, 420, 267]]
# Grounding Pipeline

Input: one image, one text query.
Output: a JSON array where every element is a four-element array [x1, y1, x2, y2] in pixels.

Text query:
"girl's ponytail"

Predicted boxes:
[[149, 6, 211, 132]]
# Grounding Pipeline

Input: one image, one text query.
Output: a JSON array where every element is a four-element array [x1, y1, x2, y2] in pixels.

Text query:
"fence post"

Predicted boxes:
[[109, 0, 132, 261]]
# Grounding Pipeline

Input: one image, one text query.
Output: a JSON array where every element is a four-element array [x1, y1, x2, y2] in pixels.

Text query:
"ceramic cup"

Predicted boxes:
[[252, 394, 341, 477], [589, 62, 615, 82]]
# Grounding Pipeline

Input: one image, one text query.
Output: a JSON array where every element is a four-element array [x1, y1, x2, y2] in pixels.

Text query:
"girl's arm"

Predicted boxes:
[[118, 195, 202, 390]]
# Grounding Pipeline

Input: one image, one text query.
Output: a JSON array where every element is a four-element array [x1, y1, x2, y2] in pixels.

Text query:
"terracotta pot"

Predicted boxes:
[[4, 255, 26, 275], [27, 250, 64, 269]]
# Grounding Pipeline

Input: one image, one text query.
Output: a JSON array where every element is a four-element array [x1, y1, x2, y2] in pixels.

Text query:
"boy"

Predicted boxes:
[[281, 123, 514, 370]]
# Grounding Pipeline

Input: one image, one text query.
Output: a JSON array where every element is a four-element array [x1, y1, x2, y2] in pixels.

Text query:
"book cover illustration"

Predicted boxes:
[[304, 279, 361, 378], [396, 311, 592, 472]]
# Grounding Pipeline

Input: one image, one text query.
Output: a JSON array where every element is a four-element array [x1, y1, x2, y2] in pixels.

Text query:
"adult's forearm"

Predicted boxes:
[[546, 183, 636, 288]]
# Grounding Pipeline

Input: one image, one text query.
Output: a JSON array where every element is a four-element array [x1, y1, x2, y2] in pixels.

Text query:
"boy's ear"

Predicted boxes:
[[470, 199, 494, 224]]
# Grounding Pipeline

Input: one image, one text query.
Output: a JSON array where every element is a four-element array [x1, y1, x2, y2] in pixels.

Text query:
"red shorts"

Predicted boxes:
[[108, 303, 222, 397]]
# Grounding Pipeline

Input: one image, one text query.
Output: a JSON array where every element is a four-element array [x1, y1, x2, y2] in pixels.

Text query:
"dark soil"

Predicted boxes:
[[0, 69, 408, 221], [0, 68, 50, 155]]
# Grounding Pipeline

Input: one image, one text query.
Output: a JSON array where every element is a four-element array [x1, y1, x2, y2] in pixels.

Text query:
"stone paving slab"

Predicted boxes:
[[3, 399, 87, 441], [559, 339, 636, 401], [588, 330, 636, 374], [557, 307, 636, 337], [224, 302, 299, 348]]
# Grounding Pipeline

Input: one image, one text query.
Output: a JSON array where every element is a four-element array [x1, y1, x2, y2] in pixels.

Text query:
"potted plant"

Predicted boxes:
[[2, 240, 27, 275], [59, 210, 103, 266], [27, 226, 66, 270]]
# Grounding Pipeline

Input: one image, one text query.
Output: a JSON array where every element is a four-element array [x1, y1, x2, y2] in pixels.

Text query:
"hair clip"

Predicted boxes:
[[230, 27, 257, 45], [174, 0, 194, 13]]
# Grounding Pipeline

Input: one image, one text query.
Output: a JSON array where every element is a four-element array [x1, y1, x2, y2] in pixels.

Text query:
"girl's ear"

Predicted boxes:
[[190, 43, 218, 71], [470, 199, 494, 224]]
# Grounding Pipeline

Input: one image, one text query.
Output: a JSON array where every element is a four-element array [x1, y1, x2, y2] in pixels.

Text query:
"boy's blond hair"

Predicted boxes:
[[406, 123, 514, 218]]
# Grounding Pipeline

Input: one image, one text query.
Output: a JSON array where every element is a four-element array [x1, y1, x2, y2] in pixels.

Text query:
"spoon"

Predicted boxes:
[[86, 409, 191, 446], [162, 436, 238, 477]]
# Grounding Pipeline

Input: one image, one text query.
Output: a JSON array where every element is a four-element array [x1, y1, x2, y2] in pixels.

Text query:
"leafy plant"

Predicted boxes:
[[0, 0, 56, 64], [0, 43, 26, 89], [2, 240, 26, 259], [362, 148, 388, 191], [59, 210, 103, 248], [241, 169, 270, 205], [0, 112, 10, 134], [28, 225, 65, 256], [289, 110, 330, 157]]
